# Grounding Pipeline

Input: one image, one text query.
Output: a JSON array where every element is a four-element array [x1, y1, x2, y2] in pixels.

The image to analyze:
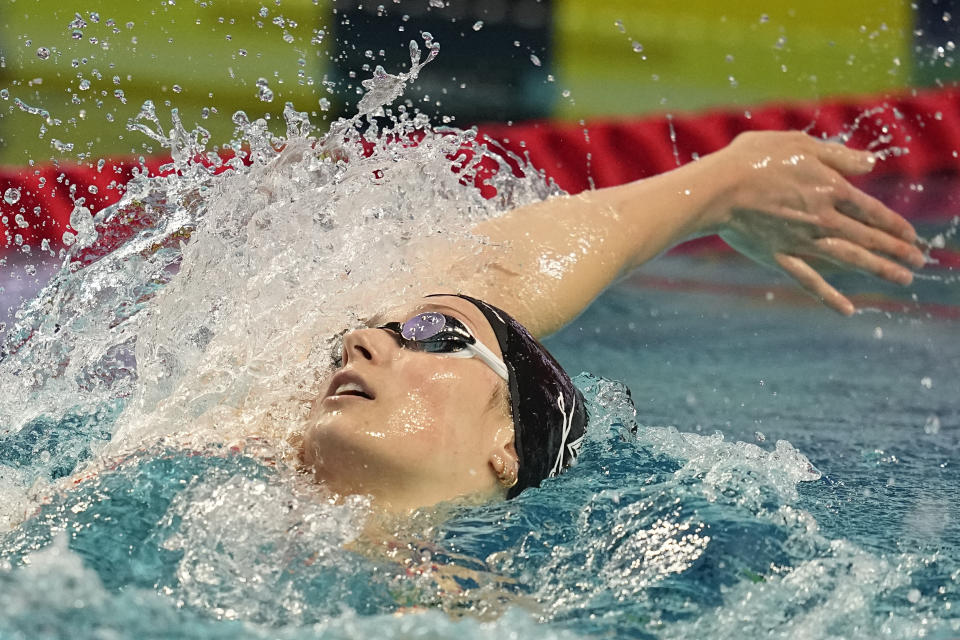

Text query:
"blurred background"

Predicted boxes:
[[0, 0, 958, 323], [0, 0, 956, 166]]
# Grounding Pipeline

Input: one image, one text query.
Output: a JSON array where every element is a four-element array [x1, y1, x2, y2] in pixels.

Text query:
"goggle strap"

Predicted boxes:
[[466, 340, 509, 381]]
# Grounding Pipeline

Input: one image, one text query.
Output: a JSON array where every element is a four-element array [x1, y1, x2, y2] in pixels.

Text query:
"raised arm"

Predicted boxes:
[[454, 131, 925, 338]]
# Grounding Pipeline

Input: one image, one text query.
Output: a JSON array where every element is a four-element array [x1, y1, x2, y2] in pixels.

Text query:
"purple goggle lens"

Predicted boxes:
[[378, 311, 508, 380]]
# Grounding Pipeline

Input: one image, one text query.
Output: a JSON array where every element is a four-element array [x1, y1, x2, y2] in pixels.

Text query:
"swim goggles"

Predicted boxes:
[[378, 311, 509, 380]]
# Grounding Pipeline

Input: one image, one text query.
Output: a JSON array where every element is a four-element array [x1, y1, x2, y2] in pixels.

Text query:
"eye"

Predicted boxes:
[[419, 336, 468, 354]]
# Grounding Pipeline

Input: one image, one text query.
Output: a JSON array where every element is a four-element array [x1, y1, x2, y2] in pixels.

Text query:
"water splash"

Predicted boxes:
[[0, 47, 557, 491], [356, 34, 440, 118]]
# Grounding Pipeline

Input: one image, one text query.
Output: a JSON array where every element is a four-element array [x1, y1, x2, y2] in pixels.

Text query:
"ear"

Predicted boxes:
[[488, 422, 519, 487]]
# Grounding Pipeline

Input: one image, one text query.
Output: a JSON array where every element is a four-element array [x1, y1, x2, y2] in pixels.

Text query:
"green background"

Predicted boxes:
[[0, 0, 928, 167]]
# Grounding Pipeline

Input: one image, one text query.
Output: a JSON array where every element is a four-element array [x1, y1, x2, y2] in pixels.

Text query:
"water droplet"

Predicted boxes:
[[79, 79, 91, 91], [759, 13, 770, 23], [631, 41, 643, 53], [428, 0, 444, 7], [172, 84, 182, 93], [0, 89, 8, 100], [238, 48, 247, 57], [36, 47, 51, 60], [51, 139, 74, 152], [15, 98, 49, 118], [728, 75, 738, 88], [472, 21, 483, 31], [4, 187, 21, 204], [14, 213, 28, 228], [89, 12, 100, 23], [725, 54, 735, 63], [71, 30, 84, 40], [907, 588, 921, 604], [614, 19, 625, 33], [873, 327, 883, 339], [924, 415, 941, 435], [530, 54, 541, 67], [920, 376, 933, 389], [259, 6, 269, 17], [256, 77, 274, 102], [318, 97, 330, 111]]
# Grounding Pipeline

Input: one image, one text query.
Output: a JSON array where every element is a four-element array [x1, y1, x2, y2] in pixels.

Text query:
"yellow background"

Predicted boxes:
[[0, 0, 912, 166]]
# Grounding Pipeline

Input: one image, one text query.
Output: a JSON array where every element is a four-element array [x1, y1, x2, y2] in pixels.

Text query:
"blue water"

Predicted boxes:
[[0, 83, 958, 636], [582, 265, 960, 550], [2, 253, 957, 639]]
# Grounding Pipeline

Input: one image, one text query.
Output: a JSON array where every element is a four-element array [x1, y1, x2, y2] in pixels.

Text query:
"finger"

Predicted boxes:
[[775, 252, 855, 316], [835, 185, 919, 245], [811, 237, 914, 285], [826, 208, 925, 268], [813, 140, 877, 176]]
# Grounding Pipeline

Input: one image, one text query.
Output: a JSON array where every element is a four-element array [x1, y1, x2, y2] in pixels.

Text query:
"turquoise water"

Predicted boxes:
[[0, 69, 958, 635], [2, 257, 958, 638]]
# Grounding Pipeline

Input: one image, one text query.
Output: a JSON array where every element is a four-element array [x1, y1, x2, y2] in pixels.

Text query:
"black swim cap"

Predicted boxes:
[[443, 294, 587, 498]]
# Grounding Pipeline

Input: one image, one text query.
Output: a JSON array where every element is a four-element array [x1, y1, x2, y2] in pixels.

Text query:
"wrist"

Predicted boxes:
[[678, 150, 740, 237]]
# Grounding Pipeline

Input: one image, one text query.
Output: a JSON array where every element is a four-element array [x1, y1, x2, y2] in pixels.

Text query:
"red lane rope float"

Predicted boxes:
[[1, 86, 958, 266], [477, 86, 960, 267], [479, 86, 960, 204], [0, 156, 170, 260]]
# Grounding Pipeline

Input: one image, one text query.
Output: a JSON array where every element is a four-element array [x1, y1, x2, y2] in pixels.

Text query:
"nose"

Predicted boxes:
[[341, 327, 399, 366]]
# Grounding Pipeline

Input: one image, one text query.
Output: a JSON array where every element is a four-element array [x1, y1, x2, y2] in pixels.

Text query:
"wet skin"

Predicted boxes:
[[300, 295, 518, 512]]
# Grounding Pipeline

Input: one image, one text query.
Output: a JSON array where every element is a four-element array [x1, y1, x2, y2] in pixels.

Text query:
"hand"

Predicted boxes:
[[704, 131, 925, 315]]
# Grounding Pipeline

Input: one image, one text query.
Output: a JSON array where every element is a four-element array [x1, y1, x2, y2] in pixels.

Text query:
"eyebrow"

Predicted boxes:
[[418, 302, 479, 334]]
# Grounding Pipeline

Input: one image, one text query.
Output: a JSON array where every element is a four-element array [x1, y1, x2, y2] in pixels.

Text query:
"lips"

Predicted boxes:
[[325, 370, 375, 401]]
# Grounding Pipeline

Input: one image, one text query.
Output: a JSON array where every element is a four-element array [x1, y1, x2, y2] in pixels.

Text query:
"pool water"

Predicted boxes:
[[0, 77, 958, 638], [1, 256, 957, 639], [549, 258, 960, 637]]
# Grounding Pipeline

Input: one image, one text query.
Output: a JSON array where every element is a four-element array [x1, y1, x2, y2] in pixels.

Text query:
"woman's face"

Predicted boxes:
[[300, 295, 517, 511]]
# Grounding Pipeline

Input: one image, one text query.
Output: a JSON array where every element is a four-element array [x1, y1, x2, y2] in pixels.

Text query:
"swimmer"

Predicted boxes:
[[297, 131, 926, 512]]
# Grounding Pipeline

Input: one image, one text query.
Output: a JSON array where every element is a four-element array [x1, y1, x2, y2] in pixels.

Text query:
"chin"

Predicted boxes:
[[302, 418, 387, 478]]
